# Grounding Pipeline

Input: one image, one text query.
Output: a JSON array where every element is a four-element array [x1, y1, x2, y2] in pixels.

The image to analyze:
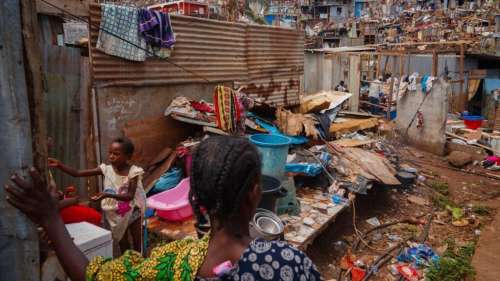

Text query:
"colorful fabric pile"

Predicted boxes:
[[213, 86, 242, 133]]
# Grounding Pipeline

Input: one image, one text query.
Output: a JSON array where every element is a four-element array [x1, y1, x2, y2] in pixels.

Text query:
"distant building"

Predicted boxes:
[[311, 0, 353, 22]]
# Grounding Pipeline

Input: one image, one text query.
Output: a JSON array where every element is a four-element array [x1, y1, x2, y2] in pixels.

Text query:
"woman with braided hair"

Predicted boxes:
[[5, 136, 322, 281]]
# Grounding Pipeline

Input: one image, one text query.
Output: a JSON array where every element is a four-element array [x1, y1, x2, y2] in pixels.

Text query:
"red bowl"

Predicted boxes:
[[463, 119, 482, 130]]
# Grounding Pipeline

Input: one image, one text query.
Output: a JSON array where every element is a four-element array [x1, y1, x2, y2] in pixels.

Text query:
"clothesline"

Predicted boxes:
[[39, 0, 212, 83]]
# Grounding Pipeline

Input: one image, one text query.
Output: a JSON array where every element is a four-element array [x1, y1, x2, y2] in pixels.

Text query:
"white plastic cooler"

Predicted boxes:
[[66, 222, 113, 259], [41, 222, 113, 281]]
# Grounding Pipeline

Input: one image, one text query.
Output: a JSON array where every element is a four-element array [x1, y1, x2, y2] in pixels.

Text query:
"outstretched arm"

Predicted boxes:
[[49, 158, 102, 177], [5, 169, 88, 281], [58, 197, 79, 209]]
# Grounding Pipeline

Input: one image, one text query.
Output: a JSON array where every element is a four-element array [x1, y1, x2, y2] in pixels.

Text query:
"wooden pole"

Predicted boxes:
[[432, 50, 438, 77], [459, 43, 465, 112], [376, 53, 382, 78], [399, 54, 405, 78], [20, 0, 48, 180], [387, 57, 397, 119]]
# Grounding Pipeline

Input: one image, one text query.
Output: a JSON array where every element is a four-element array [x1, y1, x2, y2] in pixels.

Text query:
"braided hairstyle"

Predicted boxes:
[[189, 136, 261, 231]]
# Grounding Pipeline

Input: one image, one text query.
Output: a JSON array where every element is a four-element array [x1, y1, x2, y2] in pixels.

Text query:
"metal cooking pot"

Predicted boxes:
[[249, 208, 285, 241], [258, 175, 288, 213]]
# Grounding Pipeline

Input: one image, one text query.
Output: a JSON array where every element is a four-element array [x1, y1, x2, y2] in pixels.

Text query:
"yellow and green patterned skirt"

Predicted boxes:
[[86, 235, 209, 281]]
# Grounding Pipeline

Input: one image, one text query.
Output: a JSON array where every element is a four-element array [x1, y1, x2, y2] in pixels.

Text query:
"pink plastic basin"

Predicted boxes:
[[147, 178, 193, 221]]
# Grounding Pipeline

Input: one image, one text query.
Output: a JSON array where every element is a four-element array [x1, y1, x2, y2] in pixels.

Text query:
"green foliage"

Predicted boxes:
[[432, 194, 456, 210], [429, 181, 449, 195], [425, 239, 476, 281], [472, 205, 492, 216]]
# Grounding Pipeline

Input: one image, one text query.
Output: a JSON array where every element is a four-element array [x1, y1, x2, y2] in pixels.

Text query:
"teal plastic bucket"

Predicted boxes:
[[250, 134, 291, 179]]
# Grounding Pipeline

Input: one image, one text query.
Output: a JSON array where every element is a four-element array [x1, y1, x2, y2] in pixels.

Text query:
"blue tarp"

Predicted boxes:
[[148, 168, 182, 196], [285, 152, 331, 176], [251, 114, 309, 145]]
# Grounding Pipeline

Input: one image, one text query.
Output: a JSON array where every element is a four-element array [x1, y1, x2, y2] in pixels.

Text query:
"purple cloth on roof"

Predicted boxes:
[[138, 9, 176, 48]]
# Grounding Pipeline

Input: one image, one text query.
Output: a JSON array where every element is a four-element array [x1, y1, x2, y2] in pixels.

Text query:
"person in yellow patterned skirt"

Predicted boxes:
[[6, 136, 323, 281]]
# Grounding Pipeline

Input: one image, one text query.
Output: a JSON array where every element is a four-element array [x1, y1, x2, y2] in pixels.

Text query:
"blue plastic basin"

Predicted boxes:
[[250, 134, 291, 179], [462, 115, 483, 121]]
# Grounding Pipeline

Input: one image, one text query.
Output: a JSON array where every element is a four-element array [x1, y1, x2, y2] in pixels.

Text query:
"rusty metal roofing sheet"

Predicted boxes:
[[238, 24, 304, 105], [89, 3, 304, 105], [89, 3, 247, 86]]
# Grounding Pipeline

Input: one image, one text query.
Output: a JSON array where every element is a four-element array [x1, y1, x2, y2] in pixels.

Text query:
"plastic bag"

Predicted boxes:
[[148, 168, 183, 196]]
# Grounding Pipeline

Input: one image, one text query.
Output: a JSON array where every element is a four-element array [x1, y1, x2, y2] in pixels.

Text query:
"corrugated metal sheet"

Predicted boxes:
[[89, 3, 247, 86], [1, 0, 40, 279], [89, 3, 304, 105], [40, 15, 85, 196], [236, 24, 303, 105]]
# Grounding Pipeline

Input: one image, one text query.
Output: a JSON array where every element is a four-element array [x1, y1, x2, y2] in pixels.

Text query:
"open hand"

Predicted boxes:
[[48, 158, 61, 168], [5, 168, 59, 228], [90, 192, 106, 201]]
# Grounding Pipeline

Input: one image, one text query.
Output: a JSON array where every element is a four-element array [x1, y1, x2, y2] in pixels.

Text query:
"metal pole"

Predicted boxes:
[[0, 0, 40, 280]]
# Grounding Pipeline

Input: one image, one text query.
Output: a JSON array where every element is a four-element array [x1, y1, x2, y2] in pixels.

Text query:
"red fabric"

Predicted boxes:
[[60, 205, 102, 225], [190, 101, 214, 113]]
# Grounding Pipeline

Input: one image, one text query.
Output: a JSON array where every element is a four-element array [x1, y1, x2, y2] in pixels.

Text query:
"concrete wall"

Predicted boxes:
[[95, 83, 222, 160], [396, 78, 451, 155], [304, 51, 349, 95]]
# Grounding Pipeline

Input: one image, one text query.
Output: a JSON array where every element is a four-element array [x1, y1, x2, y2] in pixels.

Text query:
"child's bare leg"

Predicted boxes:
[[130, 218, 142, 252]]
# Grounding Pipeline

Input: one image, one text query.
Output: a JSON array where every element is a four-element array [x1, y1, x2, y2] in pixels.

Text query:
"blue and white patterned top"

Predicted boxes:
[[97, 4, 147, 61], [196, 239, 323, 281]]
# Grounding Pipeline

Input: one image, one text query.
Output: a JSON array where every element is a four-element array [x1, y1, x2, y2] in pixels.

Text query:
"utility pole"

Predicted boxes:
[[0, 0, 41, 280]]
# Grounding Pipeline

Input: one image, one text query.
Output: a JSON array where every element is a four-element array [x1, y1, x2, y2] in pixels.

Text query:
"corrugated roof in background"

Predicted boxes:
[[89, 3, 304, 105]]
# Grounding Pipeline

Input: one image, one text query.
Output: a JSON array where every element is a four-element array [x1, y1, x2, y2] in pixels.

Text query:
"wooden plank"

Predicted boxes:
[[36, 0, 89, 17], [333, 139, 378, 147], [376, 54, 382, 78], [330, 118, 380, 136], [348, 55, 361, 111], [22, 0, 48, 179], [432, 50, 438, 77], [281, 189, 348, 251], [339, 111, 380, 118]]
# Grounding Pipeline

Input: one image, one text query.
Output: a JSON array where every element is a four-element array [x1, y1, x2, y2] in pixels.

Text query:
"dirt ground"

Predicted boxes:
[[306, 142, 500, 281]]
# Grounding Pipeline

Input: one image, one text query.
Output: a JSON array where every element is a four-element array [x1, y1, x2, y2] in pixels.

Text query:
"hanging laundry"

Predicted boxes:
[[408, 72, 419, 91], [214, 86, 242, 133], [397, 76, 409, 100], [421, 75, 436, 94], [97, 4, 147, 61], [138, 9, 176, 58]]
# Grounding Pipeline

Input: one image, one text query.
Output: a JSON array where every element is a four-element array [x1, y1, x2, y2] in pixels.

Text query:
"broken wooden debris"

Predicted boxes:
[[330, 118, 379, 137], [333, 139, 378, 148], [330, 147, 400, 186]]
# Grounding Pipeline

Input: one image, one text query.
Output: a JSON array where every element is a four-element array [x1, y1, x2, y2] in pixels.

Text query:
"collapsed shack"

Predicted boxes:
[[306, 39, 500, 154]]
